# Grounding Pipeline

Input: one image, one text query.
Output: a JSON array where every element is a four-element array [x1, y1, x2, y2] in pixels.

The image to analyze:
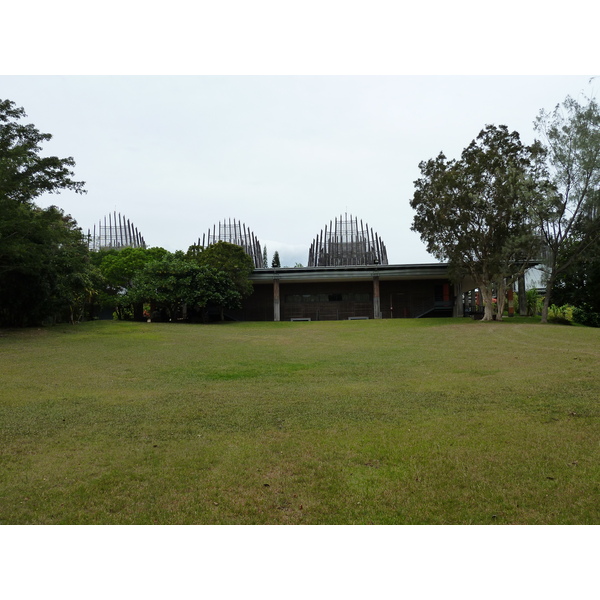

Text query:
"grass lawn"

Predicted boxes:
[[1, 317, 599, 524]]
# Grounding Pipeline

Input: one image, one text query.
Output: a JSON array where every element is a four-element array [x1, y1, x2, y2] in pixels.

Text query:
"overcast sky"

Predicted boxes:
[[1, 3, 598, 268], [2, 75, 597, 266]]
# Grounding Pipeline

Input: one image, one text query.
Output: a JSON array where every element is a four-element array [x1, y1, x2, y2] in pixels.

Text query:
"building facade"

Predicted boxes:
[[225, 263, 466, 321]]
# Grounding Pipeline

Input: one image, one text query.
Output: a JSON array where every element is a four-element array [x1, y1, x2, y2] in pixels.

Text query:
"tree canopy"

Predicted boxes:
[[0, 99, 85, 205], [0, 99, 89, 326], [552, 232, 600, 315], [532, 95, 600, 322], [189, 241, 254, 295], [89, 246, 169, 320], [86, 243, 254, 323], [271, 250, 281, 268], [410, 125, 544, 321], [125, 249, 251, 322]]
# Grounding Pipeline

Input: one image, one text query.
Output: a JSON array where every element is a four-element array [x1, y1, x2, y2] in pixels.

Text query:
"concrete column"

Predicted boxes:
[[373, 275, 381, 319], [273, 279, 280, 322], [453, 282, 463, 317]]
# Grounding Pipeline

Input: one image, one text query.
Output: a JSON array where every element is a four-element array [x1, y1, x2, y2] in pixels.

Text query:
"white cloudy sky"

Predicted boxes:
[[1, 2, 598, 269], [4, 75, 597, 267]]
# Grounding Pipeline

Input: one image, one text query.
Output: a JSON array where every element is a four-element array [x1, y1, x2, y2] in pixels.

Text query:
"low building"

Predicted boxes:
[[226, 263, 469, 321], [203, 214, 475, 321]]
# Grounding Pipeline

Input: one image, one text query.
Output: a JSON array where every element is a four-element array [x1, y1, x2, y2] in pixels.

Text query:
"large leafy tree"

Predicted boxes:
[[552, 232, 600, 314], [0, 99, 85, 204], [188, 241, 254, 315], [532, 96, 600, 323], [0, 99, 88, 326], [187, 241, 254, 319], [410, 125, 544, 321], [90, 246, 168, 319], [125, 253, 245, 322], [0, 205, 95, 326]]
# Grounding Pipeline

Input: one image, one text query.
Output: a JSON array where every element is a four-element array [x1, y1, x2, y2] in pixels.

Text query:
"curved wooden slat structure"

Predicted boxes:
[[87, 212, 146, 251], [308, 213, 388, 266], [198, 218, 263, 268]]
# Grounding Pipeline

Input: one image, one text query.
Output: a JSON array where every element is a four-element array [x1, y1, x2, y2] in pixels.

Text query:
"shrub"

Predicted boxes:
[[548, 304, 574, 324], [526, 289, 542, 316], [572, 306, 600, 328]]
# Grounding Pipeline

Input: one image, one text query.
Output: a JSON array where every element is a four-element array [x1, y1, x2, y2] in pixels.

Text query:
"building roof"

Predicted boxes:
[[250, 263, 451, 284]]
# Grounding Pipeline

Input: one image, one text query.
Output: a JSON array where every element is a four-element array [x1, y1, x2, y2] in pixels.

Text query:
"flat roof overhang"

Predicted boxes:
[[249, 263, 451, 284]]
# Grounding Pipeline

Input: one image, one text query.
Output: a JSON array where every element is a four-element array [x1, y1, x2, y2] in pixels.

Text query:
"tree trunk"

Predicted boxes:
[[479, 284, 495, 321], [133, 302, 144, 321], [541, 294, 550, 323], [495, 279, 506, 321], [541, 265, 558, 324]]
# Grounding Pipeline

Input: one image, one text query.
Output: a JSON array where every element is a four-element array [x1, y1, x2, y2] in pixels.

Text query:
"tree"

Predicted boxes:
[[187, 241, 254, 319], [126, 253, 246, 322], [410, 125, 544, 321], [0, 204, 94, 326], [41, 209, 100, 325], [90, 246, 168, 319], [532, 96, 600, 323], [192, 241, 254, 294], [0, 99, 88, 326], [262, 246, 268, 269], [552, 232, 600, 314], [271, 251, 281, 268], [0, 99, 85, 205]]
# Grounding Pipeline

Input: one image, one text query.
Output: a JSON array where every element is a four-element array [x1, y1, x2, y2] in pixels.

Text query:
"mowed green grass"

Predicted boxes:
[[1, 318, 599, 524]]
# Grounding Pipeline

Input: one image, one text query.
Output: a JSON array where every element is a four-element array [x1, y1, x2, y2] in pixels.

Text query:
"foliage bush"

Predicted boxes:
[[547, 304, 573, 325], [526, 289, 543, 316], [572, 306, 600, 328]]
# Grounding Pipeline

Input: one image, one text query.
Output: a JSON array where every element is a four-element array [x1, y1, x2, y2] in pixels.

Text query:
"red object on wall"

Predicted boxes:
[[443, 283, 450, 302]]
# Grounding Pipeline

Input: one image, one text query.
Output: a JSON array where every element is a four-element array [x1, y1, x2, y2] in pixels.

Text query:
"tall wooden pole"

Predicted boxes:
[[273, 279, 280, 322], [373, 275, 381, 319]]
